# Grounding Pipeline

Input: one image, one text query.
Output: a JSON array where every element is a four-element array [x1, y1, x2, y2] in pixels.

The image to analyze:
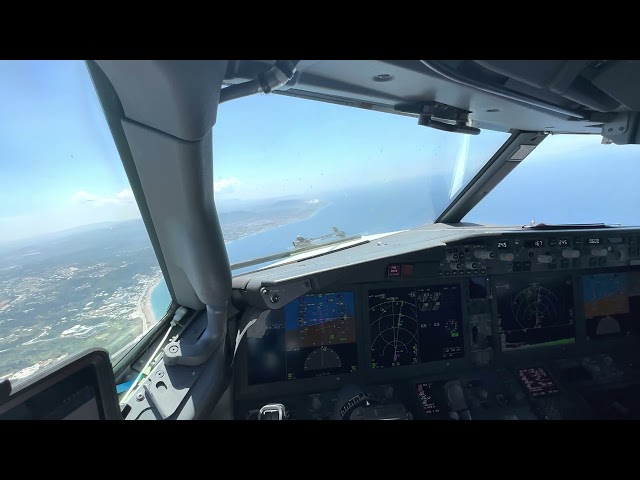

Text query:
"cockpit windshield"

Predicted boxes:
[[465, 134, 640, 227], [214, 94, 510, 271]]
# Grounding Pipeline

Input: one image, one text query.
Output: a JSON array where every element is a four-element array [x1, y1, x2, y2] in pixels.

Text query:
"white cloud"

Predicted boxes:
[[70, 191, 98, 203], [115, 189, 135, 201], [214, 177, 240, 193], [70, 188, 135, 206]]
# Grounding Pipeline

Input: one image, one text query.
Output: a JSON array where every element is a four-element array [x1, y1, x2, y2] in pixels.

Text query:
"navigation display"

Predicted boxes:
[[495, 275, 575, 351], [247, 292, 357, 385], [368, 284, 464, 369], [582, 270, 640, 339]]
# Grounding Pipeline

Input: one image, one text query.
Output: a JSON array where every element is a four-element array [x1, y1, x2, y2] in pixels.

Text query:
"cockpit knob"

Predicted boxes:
[[445, 381, 468, 412]]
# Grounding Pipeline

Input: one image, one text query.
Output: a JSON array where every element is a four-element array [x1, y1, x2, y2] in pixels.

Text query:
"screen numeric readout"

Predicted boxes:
[[524, 239, 545, 248], [518, 367, 560, 397]]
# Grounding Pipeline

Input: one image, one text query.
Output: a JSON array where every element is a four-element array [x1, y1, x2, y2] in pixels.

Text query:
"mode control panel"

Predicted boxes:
[[439, 231, 640, 277]]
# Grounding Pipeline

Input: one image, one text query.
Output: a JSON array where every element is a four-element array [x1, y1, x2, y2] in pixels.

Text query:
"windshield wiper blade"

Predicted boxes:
[[293, 226, 348, 249], [522, 222, 622, 230], [230, 233, 362, 271]]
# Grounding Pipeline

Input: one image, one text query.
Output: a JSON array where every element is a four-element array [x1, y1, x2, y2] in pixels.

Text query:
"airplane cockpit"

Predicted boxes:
[[2, 60, 640, 420]]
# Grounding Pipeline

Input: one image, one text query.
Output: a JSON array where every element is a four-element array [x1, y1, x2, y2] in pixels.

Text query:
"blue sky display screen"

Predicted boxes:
[[247, 292, 357, 385], [582, 271, 640, 339]]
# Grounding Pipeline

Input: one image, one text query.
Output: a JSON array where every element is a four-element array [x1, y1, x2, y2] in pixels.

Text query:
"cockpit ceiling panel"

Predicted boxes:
[[224, 60, 640, 135]]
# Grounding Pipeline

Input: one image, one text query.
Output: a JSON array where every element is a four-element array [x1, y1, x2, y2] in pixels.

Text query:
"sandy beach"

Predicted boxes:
[[137, 277, 160, 335]]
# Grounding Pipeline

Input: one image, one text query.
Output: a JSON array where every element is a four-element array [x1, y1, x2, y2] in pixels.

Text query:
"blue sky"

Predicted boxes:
[[1, 60, 639, 243], [0, 60, 136, 241]]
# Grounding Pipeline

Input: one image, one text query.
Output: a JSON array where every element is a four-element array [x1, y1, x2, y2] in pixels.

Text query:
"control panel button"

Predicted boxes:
[[561, 249, 580, 259], [591, 248, 608, 257], [537, 254, 553, 264], [499, 252, 515, 262]]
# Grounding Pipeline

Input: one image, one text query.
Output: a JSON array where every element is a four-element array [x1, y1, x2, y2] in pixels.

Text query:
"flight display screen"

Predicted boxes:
[[246, 292, 357, 385], [368, 284, 464, 369], [495, 275, 575, 351], [582, 270, 640, 339]]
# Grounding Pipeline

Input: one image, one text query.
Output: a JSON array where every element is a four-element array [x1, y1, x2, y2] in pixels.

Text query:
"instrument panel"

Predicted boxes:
[[236, 228, 640, 417]]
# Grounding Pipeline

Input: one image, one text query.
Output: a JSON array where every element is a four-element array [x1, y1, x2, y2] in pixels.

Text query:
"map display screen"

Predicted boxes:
[[368, 284, 464, 369]]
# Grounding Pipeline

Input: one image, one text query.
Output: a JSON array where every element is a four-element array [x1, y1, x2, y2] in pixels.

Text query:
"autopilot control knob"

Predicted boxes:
[[561, 249, 580, 259], [465, 262, 478, 270], [615, 248, 628, 262], [591, 248, 608, 257]]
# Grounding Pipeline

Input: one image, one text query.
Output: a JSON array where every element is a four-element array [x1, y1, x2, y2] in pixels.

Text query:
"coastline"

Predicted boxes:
[[223, 201, 331, 247], [138, 277, 161, 335]]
